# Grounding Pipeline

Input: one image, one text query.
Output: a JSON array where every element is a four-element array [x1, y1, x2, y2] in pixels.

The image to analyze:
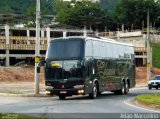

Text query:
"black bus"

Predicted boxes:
[[44, 36, 135, 99]]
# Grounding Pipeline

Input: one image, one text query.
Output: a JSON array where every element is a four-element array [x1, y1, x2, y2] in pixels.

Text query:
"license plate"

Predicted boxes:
[[60, 91, 67, 94]]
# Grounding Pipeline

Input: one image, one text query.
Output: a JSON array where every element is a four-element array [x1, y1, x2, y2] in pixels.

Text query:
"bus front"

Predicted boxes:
[[44, 37, 85, 99]]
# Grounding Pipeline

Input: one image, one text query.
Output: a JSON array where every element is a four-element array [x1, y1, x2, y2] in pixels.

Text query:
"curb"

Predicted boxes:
[[124, 98, 160, 113], [0, 93, 48, 97], [0, 93, 23, 97]]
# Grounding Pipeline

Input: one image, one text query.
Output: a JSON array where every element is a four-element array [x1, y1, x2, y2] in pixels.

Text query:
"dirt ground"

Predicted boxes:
[[136, 67, 160, 87], [0, 66, 45, 94], [1, 66, 160, 83], [0, 66, 160, 94], [0, 66, 44, 83]]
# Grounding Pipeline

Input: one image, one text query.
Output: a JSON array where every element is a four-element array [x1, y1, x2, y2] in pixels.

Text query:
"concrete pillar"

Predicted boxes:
[[95, 29, 98, 36], [46, 27, 50, 44], [122, 24, 124, 32], [83, 25, 87, 37], [27, 30, 30, 45], [105, 26, 107, 37], [5, 24, 9, 44], [143, 52, 146, 66], [27, 30, 30, 37], [5, 50, 9, 67], [41, 30, 44, 37], [63, 30, 67, 38], [41, 30, 45, 44], [117, 30, 120, 40], [5, 24, 10, 66]]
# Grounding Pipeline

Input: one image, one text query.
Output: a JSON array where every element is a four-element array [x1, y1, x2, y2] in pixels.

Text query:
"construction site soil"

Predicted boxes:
[[0, 66, 160, 85]]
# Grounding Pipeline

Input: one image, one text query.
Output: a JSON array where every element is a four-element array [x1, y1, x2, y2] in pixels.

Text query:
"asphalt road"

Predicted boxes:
[[0, 87, 160, 119]]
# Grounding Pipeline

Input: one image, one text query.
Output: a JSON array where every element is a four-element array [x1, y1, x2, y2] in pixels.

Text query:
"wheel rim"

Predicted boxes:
[[122, 84, 125, 94], [125, 83, 129, 93], [93, 84, 97, 98]]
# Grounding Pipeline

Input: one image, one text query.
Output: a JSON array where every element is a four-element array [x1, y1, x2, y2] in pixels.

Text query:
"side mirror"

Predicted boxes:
[[38, 60, 46, 67], [41, 60, 46, 66]]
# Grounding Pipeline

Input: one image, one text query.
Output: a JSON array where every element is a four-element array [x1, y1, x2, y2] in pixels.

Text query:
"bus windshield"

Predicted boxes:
[[45, 60, 83, 80], [46, 38, 84, 60]]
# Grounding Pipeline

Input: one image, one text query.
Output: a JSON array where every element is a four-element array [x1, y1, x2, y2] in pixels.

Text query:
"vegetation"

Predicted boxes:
[[114, 0, 160, 30], [0, 0, 55, 15], [54, 0, 160, 31], [136, 94, 160, 107], [152, 44, 160, 68], [54, 0, 106, 31], [0, 0, 159, 30], [0, 113, 45, 119]]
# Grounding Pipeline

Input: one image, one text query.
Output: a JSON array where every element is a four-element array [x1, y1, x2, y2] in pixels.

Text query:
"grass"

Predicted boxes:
[[152, 43, 160, 68], [136, 94, 160, 106], [0, 113, 46, 119]]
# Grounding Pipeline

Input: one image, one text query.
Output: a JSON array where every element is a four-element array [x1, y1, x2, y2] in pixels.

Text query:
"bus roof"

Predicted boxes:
[[51, 36, 134, 47]]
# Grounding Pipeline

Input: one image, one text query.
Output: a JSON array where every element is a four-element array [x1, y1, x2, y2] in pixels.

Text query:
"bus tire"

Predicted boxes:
[[120, 81, 125, 95], [59, 95, 66, 100], [89, 82, 98, 99], [124, 81, 129, 94], [114, 82, 125, 95], [113, 91, 119, 95]]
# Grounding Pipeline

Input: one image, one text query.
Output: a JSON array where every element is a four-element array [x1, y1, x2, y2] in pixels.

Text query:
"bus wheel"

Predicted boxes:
[[89, 82, 98, 99], [113, 91, 119, 95], [124, 82, 129, 94], [121, 82, 125, 95], [114, 82, 125, 95], [59, 95, 66, 100]]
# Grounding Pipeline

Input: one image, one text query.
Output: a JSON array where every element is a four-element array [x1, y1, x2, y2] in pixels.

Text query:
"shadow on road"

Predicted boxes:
[[58, 92, 130, 101]]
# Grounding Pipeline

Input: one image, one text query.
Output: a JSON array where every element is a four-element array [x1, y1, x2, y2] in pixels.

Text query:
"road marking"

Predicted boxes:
[[124, 99, 160, 113]]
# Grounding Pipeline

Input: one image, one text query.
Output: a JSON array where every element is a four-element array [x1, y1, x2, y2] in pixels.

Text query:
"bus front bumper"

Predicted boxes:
[[45, 87, 85, 96]]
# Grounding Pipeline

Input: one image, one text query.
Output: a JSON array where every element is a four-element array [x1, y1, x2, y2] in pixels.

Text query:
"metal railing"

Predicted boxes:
[[0, 44, 47, 50]]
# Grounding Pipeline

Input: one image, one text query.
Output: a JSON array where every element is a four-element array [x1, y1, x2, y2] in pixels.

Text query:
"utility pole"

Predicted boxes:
[[35, 0, 41, 95], [147, 9, 151, 81]]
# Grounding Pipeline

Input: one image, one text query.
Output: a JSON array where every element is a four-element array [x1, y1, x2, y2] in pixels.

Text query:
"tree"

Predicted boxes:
[[1, 4, 12, 14], [114, 0, 160, 30], [54, 0, 106, 31]]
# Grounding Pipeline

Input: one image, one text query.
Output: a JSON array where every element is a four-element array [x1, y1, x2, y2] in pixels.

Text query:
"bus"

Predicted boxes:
[[44, 36, 135, 99]]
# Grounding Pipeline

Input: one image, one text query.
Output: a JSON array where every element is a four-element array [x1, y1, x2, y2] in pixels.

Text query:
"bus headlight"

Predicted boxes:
[[78, 90, 84, 94], [45, 91, 51, 95], [73, 85, 84, 89]]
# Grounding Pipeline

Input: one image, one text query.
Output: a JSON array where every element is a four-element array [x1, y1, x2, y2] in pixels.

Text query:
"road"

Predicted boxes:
[[0, 87, 160, 119]]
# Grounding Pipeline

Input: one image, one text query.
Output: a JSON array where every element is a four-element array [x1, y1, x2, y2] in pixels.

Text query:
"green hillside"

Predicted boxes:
[[0, 0, 55, 15], [100, 0, 118, 12], [0, 0, 118, 15], [152, 44, 160, 68]]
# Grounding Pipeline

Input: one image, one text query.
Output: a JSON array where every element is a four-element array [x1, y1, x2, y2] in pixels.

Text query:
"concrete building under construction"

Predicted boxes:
[[0, 24, 155, 67], [0, 25, 93, 66]]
